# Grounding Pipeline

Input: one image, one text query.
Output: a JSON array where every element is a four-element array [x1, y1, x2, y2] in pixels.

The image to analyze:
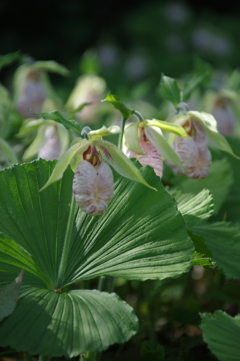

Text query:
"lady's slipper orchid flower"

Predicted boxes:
[[40, 125, 156, 216], [124, 119, 188, 177], [19, 119, 69, 162], [168, 111, 239, 178]]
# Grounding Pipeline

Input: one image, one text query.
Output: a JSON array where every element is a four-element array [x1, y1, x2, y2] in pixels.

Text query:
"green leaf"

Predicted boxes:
[[187, 230, 212, 258], [0, 159, 193, 286], [0, 288, 138, 357], [172, 158, 233, 214], [201, 311, 240, 361], [0, 52, 24, 70], [167, 189, 214, 228], [192, 222, 240, 279], [0, 138, 18, 165], [0, 270, 23, 322], [68, 102, 92, 119], [140, 340, 165, 361], [160, 74, 182, 108], [33, 60, 69, 76], [37, 110, 82, 135], [102, 93, 134, 120], [192, 252, 215, 267]]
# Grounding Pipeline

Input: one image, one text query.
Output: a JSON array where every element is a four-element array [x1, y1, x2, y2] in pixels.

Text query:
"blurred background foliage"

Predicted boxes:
[[1, 1, 240, 360]]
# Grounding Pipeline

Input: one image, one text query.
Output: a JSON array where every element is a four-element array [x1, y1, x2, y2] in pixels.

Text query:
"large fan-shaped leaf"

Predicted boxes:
[[0, 287, 138, 357], [171, 158, 233, 214], [0, 160, 194, 287], [0, 270, 23, 321], [192, 221, 240, 279], [201, 311, 240, 361]]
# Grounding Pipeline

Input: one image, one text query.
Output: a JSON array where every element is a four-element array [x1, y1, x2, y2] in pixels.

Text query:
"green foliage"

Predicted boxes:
[[160, 74, 182, 108], [37, 110, 82, 134], [0, 270, 23, 321], [102, 92, 134, 120], [201, 311, 240, 361]]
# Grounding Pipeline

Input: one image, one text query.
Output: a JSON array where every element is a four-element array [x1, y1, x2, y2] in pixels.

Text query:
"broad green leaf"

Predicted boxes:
[[96, 140, 157, 190], [37, 110, 82, 135], [0, 288, 138, 357], [0, 159, 193, 287], [68, 102, 92, 119], [192, 252, 215, 267], [124, 122, 145, 155], [0, 138, 18, 165], [0, 270, 23, 322], [201, 311, 240, 361], [102, 93, 134, 120], [171, 158, 233, 214], [40, 141, 89, 190], [160, 74, 182, 108], [192, 221, 240, 279], [144, 126, 183, 168], [167, 189, 214, 228], [0, 233, 50, 286], [33, 60, 69, 76]]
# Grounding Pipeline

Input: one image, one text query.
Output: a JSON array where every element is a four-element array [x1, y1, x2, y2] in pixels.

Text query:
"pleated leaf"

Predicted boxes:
[[0, 270, 23, 321], [201, 311, 240, 361], [0, 159, 193, 288], [0, 287, 138, 357], [192, 221, 240, 279]]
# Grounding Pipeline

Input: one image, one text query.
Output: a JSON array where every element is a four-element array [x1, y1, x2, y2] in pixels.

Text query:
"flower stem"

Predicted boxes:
[[57, 194, 76, 288], [133, 110, 144, 122], [118, 117, 127, 150]]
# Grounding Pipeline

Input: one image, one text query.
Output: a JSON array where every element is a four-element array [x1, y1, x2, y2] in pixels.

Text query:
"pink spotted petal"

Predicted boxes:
[[175, 137, 211, 179], [73, 160, 114, 216], [125, 133, 163, 178]]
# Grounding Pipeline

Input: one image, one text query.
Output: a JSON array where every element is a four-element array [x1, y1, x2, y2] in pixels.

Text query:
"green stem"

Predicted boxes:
[[57, 194, 76, 288], [133, 110, 144, 122], [118, 117, 127, 150]]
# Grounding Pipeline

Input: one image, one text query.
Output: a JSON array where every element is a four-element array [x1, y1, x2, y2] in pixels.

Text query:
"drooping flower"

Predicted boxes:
[[167, 111, 239, 178], [124, 119, 188, 177], [41, 125, 156, 216]]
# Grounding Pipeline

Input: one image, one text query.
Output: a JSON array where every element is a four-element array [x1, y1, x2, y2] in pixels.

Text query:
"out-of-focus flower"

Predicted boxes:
[[65, 75, 106, 123], [192, 27, 232, 57], [168, 111, 239, 178], [41, 125, 156, 216], [124, 119, 188, 178], [13, 60, 68, 119], [19, 119, 69, 162]]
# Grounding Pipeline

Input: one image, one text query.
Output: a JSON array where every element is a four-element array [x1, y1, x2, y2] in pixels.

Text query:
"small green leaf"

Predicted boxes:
[[201, 311, 240, 361], [37, 110, 82, 135], [160, 74, 182, 108], [102, 93, 134, 120], [0, 269, 24, 321], [0, 52, 24, 70], [192, 252, 215, 267], [68, 102, 92, 119]]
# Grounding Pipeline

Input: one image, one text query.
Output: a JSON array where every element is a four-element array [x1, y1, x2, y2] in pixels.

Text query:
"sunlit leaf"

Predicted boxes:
[[160, 74, 182, 108], [102, 93, 134, 120]]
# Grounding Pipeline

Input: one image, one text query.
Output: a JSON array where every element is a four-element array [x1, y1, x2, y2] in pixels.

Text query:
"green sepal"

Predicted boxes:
[[95, 139, 157, 191], [22, 124, 47, 161], [140, 119, 188, 138], [40, 140, 89, 191], [0, 138, 18, 165], [37, 110, 82, 135], [102, 93, 134, 120], [144, 127, 183, 169], [33, 60, 69, 76], [88, 125, 121, 141], [160, 74, 183, 108], [124, 122, 145, 155], [0, 269, 24, 322], [18, 118, 46, 136]]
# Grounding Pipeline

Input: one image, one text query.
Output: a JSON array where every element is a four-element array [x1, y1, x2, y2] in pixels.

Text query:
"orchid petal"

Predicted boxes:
[[131, 135, 163, 177], [40, 140, 89, 191], [124, 122, 145, 155], [88, 125, 121, 141], [73, 160, 114, 216], [140, 119, 188, 138], [174, 137, 212, 179], [95, 140, 157, 191], [144, 126, 183, 169], [22, 124, 47, 161]]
